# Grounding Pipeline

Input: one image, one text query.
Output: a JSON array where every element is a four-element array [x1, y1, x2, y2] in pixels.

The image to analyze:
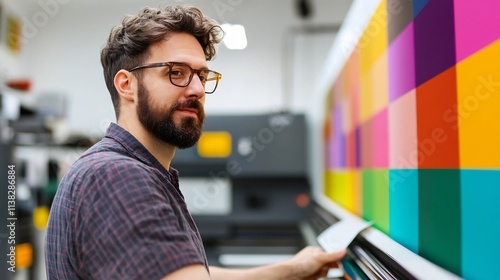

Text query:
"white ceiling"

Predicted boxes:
[[18, 0, 352, 26]]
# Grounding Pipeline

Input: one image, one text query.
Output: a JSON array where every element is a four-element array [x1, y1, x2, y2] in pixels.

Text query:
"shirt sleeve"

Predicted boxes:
[[73, 158, 205, 280]]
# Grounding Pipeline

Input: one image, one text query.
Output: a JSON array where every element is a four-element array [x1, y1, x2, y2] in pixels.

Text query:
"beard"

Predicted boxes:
[[136, 81, 205, 149]]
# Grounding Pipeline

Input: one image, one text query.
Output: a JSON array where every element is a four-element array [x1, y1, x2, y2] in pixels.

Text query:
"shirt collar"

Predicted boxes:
[[104, 123, 179, 181]]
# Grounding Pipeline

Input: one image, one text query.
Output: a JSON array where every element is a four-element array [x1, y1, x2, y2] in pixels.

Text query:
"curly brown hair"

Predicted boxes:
[[100, 5, 224, 119]]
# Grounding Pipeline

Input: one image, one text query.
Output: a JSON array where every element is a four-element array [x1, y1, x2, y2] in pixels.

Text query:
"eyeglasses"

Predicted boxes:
[[128, 62, 222, 94]]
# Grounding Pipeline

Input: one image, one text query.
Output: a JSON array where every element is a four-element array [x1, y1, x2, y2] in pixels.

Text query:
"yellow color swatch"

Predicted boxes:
[[324, 170, 358, 213], [360, 52, 389, 123], [456, 39, 500, 168], [359, 0, 388, 76]]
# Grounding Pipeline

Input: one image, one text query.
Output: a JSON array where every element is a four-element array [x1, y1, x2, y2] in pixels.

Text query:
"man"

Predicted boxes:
[[45, 5, 345, 279]]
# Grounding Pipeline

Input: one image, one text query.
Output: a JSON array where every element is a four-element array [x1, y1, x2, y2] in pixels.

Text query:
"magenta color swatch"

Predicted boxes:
[[327, 105, 346, 168], [388, 22, 415, 102], [454, 0, 500, 62]]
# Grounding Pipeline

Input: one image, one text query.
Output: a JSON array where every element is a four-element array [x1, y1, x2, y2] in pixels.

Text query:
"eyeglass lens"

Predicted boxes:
[[170, 64, 219, 93]]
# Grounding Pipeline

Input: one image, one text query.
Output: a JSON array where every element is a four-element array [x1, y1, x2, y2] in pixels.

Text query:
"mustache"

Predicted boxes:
[[172, 99, 203, 112]]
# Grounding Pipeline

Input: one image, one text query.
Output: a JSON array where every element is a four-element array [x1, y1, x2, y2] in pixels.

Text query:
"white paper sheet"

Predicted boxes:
[[317, 218, 373, 252]]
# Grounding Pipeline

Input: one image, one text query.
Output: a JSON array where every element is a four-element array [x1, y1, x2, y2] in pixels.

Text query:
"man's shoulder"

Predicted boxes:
[[57, 139, 158, 203], [64, 139, 152, 182], [80, 137, 138, 164]]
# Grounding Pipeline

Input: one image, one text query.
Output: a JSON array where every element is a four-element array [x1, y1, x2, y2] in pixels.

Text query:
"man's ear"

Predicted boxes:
[[114, 69, 136, 102]]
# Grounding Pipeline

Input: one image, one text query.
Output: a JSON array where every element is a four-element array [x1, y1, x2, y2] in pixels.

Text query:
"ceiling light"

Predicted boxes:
[[221, 23, 247, 50]]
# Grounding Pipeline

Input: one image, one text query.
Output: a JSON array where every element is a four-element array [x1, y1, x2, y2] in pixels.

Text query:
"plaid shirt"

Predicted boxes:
[[45, 123, 207, 280]]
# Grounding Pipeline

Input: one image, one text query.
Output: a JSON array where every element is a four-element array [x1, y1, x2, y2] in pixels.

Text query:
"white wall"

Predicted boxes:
[[11, 0, 351, 136], [0, 0, 31, 79]]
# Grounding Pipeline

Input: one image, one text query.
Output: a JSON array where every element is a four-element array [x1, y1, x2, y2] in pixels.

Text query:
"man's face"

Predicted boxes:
[[137, 80, 205, 149], [135, 33, 208, 148]]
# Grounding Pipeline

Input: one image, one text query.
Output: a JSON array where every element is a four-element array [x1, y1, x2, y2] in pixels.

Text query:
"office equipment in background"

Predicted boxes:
[[172, 113, 310, 267]]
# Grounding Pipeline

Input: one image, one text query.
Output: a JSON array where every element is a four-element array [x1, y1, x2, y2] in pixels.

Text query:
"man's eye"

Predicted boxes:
[[198, 75, 207, 82], [169, 70, 183, 77]]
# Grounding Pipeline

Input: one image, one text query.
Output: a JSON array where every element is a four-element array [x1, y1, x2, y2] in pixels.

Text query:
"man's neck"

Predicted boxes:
[[117, 119, 176, 170]]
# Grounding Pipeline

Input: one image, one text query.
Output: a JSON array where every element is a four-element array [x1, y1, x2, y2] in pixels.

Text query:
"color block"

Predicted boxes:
[[355, 126, 362, 168], [360, 110, 388, 168], [362, 169, 390, 234], [413, 0, 456, 86], [345, 53, 360, 136], [419, 169, 461, 275], [412, 0, 429, 18], [389, 169, 418, 253], [454, 0, 500, 62], [371, 52, 389, 116], [389, 90, 417, 169], [341, 97, 352, 135], [323, 111, 331, 143], [416, 66, 459, 168], [351, 170, 362, 216], [461, 170, 500, 279], [327, 105, 346, 168], [359, 117, 374, 168], [456, 40, 500, 168], [388, 22, 415, 102], [346, 129, 357, 169], [359, 0, 388, 76], [371, 109, 388, 168], [324, 170, 356, 212], [339, 65, 350, 99], [345, 52, 360, 99], [360, 53, 389, 123], [359, 72, 374, 123], [387, 0, 414, 42]]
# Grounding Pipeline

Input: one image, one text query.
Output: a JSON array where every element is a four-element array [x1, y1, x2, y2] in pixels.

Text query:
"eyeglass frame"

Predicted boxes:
[[127, 61, 222, 94]]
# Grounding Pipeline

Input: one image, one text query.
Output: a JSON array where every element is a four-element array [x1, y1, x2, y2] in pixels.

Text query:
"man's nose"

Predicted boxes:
[[186, 74, 206, 98]]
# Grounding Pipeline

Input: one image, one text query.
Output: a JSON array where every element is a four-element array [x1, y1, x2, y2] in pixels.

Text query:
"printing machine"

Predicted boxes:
[[171, 112, 310, 267], [171, 113, 461, 279]]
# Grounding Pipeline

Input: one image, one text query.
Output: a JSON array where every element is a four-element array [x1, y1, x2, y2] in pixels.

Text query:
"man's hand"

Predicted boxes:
[[284, 246, 346, 280], [210, 246, 346, 280]]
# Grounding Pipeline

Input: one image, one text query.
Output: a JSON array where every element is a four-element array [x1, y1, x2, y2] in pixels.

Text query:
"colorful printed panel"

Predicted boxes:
[[323, 0, 500, 277]]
